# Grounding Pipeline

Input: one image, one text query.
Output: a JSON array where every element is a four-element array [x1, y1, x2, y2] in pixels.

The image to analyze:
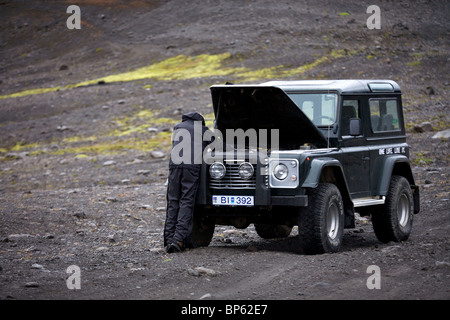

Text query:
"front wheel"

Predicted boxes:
[[372, 175, 413, 243], [298, 183, 344, 254]]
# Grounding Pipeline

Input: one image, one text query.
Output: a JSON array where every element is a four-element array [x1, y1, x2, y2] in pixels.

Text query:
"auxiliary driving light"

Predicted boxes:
[[209, 162, 226, 179], [238, 162, 254, 180]]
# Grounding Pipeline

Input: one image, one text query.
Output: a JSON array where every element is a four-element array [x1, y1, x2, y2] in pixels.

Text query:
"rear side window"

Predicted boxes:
[[369, 98, 400, 132]]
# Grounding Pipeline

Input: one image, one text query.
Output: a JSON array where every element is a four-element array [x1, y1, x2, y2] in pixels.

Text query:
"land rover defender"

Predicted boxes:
[[192, 80, 420, 254]]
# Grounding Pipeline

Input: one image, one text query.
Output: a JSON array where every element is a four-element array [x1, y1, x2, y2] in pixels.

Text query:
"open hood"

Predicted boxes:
[[210, 85, 328, 149]]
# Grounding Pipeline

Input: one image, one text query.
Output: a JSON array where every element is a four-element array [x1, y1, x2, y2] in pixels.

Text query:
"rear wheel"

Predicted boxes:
[[372, 176, 413, 243], [298, 183, 344, 254], [254, 224, 292, 239]]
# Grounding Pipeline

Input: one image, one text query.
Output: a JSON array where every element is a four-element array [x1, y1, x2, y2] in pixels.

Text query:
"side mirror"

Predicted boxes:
[[349, 118, 361, 136]]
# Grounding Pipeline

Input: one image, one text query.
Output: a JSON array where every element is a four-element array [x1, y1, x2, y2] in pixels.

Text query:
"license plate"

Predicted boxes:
[[212, 195, 254, 206]]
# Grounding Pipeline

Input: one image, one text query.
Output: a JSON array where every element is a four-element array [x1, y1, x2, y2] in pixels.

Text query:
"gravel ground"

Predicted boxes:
[[0, 0, 448, 303]]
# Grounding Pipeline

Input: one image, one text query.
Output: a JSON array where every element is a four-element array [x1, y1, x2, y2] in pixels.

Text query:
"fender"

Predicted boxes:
[[374, 154, 420, 213], [374, 155, 415, 195], [302, 157, 345, 188], [302, 157, 355, 228]]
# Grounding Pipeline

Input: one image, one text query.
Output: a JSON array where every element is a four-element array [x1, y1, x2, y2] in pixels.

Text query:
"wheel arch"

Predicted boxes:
[[302, 158, 355, 228], [375, 155, 420, 214]]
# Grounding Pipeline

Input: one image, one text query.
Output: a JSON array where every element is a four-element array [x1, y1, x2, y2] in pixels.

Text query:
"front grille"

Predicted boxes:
[[209, 163, 256, 189]]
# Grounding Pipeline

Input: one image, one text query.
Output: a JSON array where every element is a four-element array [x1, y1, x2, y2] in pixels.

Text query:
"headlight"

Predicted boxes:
[[209, 162, 226, 179], [269, 158, 299, 188], [273, 163, 288, 180], [238, 162, 254, 180]]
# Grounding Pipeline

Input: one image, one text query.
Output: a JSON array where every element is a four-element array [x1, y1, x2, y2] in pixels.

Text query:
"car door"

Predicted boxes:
[[340, 98, 370, 198]]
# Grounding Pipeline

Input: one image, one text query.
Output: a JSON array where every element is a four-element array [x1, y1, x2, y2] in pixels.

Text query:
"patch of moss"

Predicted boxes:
[[10, 142, 43, 152], [279, 49, 356, 78], [74, 53, 235, 86], [406, 60, 421, 67], [412, 152, 433, 165], [52, 131, 172, 156], [109, 109, 177, 137], [63, 136, 98, 143], [407, 52, 424, 67], [203, 112, 215, 127], [0, 50, 360, 100], [0, 87, 61, 100]]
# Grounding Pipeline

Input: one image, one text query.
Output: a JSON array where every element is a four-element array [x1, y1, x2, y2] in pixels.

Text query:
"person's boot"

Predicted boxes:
[[166, 241, 183, 253]]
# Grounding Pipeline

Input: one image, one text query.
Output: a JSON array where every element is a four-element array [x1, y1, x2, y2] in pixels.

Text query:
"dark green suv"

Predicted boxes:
[[193, 80, 420, 254]]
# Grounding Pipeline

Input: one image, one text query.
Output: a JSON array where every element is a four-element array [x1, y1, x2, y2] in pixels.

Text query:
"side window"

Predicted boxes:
[[341, 100, 359, 136], [369, 99, 400, 132]]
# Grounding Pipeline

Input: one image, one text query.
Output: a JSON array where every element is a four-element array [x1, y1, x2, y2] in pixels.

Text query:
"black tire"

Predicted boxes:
[[187, 207, 215, 248], [254, 223, 292, 239], [298, 183, 344, 254], [372, 175, 413, 243]]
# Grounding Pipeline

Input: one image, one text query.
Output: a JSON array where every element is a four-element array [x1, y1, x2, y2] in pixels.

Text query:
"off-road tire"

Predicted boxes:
[[298, 183, 344, 254], [254, 224, 292, 239], [372, 175, 413, 243], [187, 207, 215, 248]]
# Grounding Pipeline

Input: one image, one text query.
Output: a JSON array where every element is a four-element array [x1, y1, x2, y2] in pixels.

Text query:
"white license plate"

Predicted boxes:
[[212, 195, 254, 206]]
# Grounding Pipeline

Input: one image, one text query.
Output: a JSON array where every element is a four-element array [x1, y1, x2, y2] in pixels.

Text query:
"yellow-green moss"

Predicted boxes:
[[51, 131, 172, 156], [74, 53, 235, 87], [1, 109, 177, 158], [0, 50, 359, 100], [280, 49, 356, 78], [10, 142, 43, 152], [406, 60, 421, 67], [109, 109, 178, 137], [407, 52, 424, 67], [63, 136, 98, 143], [203, 112, 215, 127], [0, 87, 61, 100]]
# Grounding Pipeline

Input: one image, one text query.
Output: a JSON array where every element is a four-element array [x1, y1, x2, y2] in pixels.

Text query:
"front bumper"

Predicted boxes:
[[271, 195, 308, 207]]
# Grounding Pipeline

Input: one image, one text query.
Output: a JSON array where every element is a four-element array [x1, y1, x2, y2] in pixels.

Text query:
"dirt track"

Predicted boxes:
[[0, 0, 449, 301]]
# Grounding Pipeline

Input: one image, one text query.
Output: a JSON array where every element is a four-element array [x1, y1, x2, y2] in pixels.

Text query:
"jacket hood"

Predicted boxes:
[[182, 112, 205, 125]]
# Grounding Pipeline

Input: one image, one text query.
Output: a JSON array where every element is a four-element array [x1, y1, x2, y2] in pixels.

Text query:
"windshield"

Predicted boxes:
[[287, 93, 338, 126]]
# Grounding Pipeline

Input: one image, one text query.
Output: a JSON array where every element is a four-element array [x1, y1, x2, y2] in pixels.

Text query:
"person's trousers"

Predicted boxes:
[[164, 166, 200, 247]]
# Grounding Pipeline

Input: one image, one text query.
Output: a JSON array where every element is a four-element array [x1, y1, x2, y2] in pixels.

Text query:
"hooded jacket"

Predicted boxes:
[[169, 112, 210, 169]]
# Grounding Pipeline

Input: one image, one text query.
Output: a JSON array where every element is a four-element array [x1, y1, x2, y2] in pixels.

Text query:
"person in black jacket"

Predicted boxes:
[[164, 112, 210, 253]]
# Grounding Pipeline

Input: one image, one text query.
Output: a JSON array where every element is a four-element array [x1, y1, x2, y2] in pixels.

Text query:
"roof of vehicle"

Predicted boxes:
[[212, 80, 401, 94]]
